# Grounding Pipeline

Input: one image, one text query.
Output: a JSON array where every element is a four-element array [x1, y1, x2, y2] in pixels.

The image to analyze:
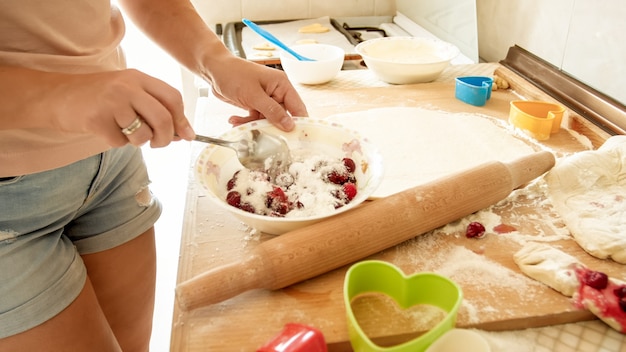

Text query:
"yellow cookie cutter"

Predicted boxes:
[[509, 100, 565, 140]]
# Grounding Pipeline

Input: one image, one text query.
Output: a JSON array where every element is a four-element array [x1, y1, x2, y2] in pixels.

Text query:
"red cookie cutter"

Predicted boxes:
[[257, 323, 327, 352]]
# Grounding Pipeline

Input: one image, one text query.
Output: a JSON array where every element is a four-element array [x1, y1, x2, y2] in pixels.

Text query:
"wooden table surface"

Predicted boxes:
[[170, 63, 623, 351]]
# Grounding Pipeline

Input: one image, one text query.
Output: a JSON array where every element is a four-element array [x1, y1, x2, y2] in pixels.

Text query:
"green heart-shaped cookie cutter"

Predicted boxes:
[[344, 260, 463, 352]]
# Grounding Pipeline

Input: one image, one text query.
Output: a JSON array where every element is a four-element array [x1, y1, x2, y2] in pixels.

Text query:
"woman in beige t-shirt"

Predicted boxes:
[[0, 0, 307, 350]]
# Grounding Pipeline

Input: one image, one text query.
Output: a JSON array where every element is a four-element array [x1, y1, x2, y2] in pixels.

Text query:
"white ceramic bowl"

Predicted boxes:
[[355, 37, 460, 84], [195, 118, 384, 235], [279, 44, 344, 85]]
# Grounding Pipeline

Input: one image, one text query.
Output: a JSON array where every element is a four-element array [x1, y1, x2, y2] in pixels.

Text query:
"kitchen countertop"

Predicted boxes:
[[170, 63, 625, 351]]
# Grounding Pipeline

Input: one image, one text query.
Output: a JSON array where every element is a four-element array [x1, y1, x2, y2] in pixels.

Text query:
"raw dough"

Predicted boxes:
[[296, 39, 318, 45], [298, 23, 330, 33], [545, 135, 626, 264], [253, 51, 274, 58], [327, 107, 536, 198], [252, 42, 276, 51], [514, 243, 626, 333], [513, 242, 580, 297], [573, 266, 626, 333]]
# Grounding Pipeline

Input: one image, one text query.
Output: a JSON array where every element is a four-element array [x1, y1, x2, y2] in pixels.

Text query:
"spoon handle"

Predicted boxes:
[[193, 133, 238, 149], [242, 18, 314, 61]]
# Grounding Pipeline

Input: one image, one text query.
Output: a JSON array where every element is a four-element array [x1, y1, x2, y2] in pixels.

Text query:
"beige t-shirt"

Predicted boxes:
[[0, 0, 126, 177]]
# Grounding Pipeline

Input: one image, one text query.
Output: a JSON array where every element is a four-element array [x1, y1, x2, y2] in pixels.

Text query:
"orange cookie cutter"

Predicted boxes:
[[509, 100, 565, 140]]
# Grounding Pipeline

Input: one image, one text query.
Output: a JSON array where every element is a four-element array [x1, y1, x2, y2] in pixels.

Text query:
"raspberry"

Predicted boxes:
[[611, 284, 626, 312], [343, 158, 356, 173], [271, 202, 289, 215], [619, 298, 626, 313], [239, 202, 256, 214], [268, 186, 287, 201], [266, 187, 291, 215], [466, 222, 486, 238], [581, 270, 608, 290], [343, 183, 357, 200], [227, 191, 256, 214], [327, 170, 349, 184], [611, 285, 626, 311], [226, 191, 241, 207], [227, 170, 241, 191], [613, 285, 626, 298]]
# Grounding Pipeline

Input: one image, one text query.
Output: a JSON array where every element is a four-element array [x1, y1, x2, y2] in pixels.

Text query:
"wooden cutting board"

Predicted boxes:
[[171, 65, 621, 351]]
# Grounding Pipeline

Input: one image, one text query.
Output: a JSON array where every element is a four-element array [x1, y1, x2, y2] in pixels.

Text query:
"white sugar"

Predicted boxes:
[[227, 150, 354, 218]]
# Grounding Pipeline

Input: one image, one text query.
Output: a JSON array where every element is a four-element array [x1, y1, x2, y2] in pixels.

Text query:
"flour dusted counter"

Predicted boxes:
[[170, 64, 626, 351]]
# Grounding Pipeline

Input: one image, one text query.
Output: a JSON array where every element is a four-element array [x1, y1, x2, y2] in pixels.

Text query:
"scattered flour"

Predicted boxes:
[[351, 293, 447, 338], [435, 176, 571, 244]]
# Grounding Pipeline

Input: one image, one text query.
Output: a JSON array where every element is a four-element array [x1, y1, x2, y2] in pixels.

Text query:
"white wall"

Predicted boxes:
[[477, 0, 626, 105]]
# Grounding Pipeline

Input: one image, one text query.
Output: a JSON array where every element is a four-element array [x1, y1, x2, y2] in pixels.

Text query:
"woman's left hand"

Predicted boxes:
[[206, 55, 308, 131]]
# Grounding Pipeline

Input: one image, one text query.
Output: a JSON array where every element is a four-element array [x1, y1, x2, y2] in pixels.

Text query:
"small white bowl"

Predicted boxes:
[[279, 44, 344, 85], [195, 118, 384, 235], [356, 37, 459, 84]]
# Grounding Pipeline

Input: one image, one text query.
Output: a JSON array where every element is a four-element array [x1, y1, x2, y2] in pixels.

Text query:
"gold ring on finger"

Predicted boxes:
[[121, 116, 143, 135]]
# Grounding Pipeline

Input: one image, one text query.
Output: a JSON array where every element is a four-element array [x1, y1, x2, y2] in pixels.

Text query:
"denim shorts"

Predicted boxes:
[[0, 144, 162, 338]]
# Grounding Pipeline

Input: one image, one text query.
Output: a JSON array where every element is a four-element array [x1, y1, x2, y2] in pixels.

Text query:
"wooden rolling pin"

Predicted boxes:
[[176, 151, 555, 311]]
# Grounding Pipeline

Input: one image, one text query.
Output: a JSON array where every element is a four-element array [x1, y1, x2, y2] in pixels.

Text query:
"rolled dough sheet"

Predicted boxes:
[[327, 107, 537, 198]]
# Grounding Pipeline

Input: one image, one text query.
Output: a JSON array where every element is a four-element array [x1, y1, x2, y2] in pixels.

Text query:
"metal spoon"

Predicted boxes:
[[242, 18, 315, 62], [194, 130, 291, 173]]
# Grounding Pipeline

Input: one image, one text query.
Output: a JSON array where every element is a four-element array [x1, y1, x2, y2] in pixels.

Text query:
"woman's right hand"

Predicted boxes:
[[0, 67, 195, 147]]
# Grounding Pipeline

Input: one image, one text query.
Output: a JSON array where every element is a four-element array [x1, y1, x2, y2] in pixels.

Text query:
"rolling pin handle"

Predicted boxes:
[[506, 151, 555, 188], [176, 253, 267, 311]]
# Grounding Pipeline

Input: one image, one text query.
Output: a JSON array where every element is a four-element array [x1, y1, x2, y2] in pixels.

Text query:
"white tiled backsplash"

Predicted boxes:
[[477, 0, 626, 105]]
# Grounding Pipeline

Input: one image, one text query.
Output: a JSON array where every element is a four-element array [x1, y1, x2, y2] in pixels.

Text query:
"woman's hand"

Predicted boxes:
[[61, 69, 196, 147], [204, 55, 308, 131], [0, 67, 196, 148]]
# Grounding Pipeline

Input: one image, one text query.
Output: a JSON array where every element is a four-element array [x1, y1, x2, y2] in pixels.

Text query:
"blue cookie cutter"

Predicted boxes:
[[455, 76, 494, 106]]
